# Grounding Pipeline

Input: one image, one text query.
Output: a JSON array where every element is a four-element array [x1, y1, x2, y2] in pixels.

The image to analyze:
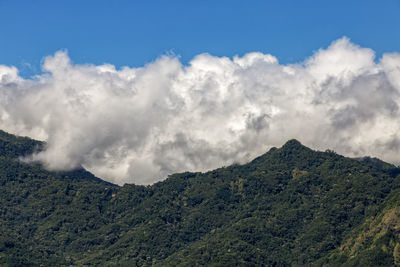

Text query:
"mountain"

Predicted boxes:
[[1, 130, 400, 266]]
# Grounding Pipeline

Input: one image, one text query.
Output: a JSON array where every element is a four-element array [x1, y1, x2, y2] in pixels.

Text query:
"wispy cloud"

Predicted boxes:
[[1, 37, 400, 185]]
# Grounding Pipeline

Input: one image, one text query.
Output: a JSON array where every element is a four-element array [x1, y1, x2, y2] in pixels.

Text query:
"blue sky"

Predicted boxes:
[[1, 0, 400, 77]]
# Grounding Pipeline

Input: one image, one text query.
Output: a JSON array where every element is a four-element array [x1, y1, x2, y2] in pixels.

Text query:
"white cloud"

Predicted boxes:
[[1, 37, 400, 185]]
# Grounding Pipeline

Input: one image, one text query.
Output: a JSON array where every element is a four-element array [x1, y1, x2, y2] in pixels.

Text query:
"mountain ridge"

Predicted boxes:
[[1, 130, 400, 266]]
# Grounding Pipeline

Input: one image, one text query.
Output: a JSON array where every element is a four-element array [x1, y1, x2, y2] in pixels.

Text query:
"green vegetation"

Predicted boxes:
[[1, 131, 400, 266]]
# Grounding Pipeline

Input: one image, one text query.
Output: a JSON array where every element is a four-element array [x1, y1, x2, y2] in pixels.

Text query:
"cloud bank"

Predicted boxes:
[[1, 37, 400, 185]]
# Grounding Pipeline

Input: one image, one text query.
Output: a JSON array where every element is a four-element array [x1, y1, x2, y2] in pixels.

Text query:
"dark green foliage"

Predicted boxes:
[[1, 132, 400, 266], [0, 130, 43, 158]]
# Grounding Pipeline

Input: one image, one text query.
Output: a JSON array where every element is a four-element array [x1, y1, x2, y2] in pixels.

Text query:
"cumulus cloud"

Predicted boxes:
[[1, 37, 400, 185]]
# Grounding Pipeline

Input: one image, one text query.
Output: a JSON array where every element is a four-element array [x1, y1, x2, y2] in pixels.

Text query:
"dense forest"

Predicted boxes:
[[1, 129, 400, 266]]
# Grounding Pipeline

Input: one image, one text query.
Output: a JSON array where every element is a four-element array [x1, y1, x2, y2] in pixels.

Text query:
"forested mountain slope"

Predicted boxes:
[[1, 130, 400, 266]]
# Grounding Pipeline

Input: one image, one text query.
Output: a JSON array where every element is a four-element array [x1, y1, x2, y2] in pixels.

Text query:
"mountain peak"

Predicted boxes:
[[281, 139, 306, 151], [250, 139, 309, 165]]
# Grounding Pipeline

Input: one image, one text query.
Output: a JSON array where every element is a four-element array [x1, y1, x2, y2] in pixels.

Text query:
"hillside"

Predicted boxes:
[[1, 130, 400, 266]]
